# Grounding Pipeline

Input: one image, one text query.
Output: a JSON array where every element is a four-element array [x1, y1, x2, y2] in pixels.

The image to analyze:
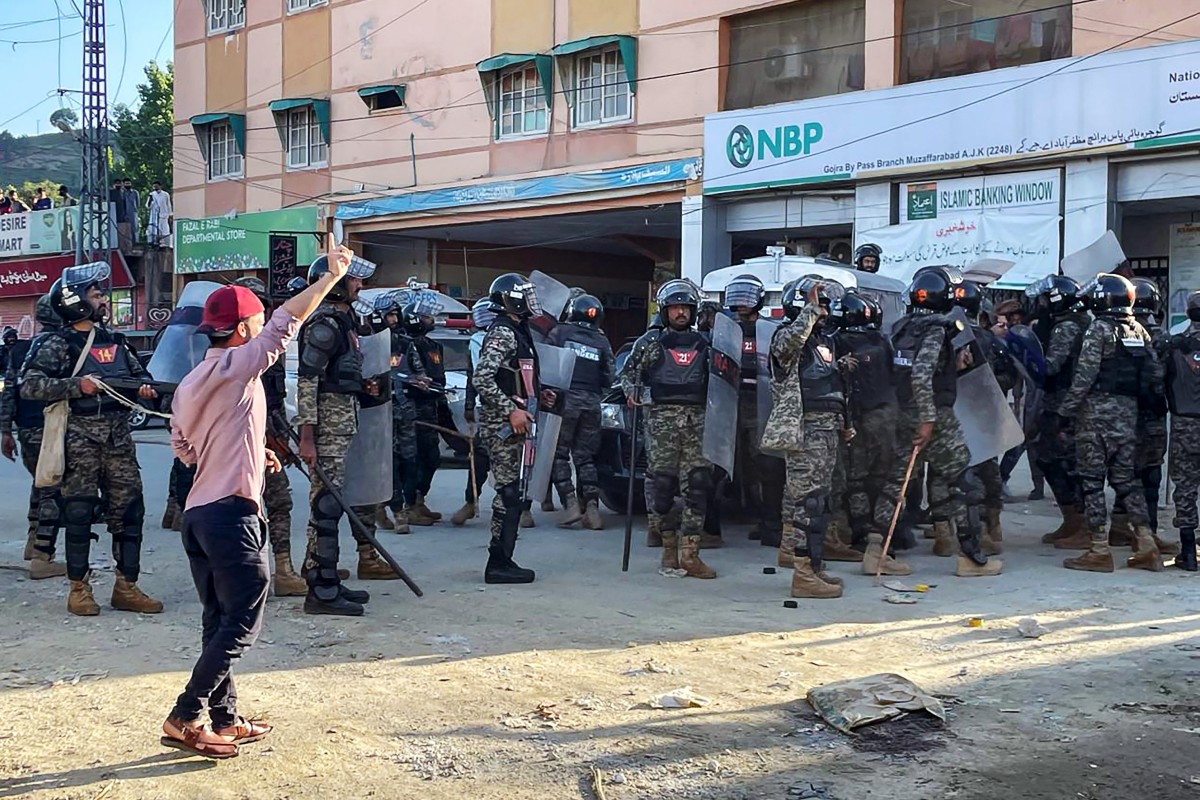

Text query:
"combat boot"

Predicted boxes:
[[29, 552, 66, 580], [698, 533, 724, 549], [660, 533, 680, 571], [862, 533, 912, 576], [1152, 535, 1181, 557], [790, 557, 842, 599], [557, 492, 583, 528], [679, 535, 716, 579], [171, 512, 183, 532], [1176, 528, 1198, 572], [415, 493, 442, 521], [778, 523, 797, 568], [273, 553, 307, 597], [357, 545, 400, 580], [646, 518, 663, 548], [111, 574, 164, 614], [932, 521, 956, 557], [22, 531, 35, 561], [955, 554, 1003, 577], [374, 507, 395, 531], [1064, 542, 1115, 573], [1107, 513, 1134, 547], [406, 503, 437, 526], [823, 536, 864, 563], [1053, 519, 1094, 550], [541, 497, 556, 513], [450, 501, 477, 526], [582, 500, 604, 531], [160, 497, 179, 531], [391, 506, 410, 534], [1042, 507, 1083, 544], [520, 510, 535, 528], [1128, 527, 1164, 572], [980, 507, 1004, 555], [304, 586, 364, 616], [68, 577, 100, 616]]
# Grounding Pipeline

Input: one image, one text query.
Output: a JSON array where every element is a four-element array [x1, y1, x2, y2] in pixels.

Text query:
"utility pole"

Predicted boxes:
[[77, 0, 111, 272]]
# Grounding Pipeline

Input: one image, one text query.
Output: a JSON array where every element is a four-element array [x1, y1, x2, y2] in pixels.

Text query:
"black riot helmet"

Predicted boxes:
[[1081, 273, 1135, 316], [955, 280, 983, 317], [286, 276, 308, 298], [863, 294, 884, 330], [402, 292, 442, 335], [566, 294, 604, 328], [35, 293, 58, 330], [1187, 290, 1200, 322], [50, 261, 111, 324], [233, 276, 269, 306], [307, 252, 375, 303], [724, 273, 765, 312], [780, 279, 802, 322], [1025, 274, 1081, 316], [1, 327, 16, 345], [830, 290, 873, 329], [907, 265, 962, 314], [489, 272, 540, 318], [656, 279, 699, 330], [1132, 277, 1161, 318], [854, 242, 882, 273]]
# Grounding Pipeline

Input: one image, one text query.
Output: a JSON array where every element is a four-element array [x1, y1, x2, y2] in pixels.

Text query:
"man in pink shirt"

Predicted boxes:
[[162, 243, 352, 760]]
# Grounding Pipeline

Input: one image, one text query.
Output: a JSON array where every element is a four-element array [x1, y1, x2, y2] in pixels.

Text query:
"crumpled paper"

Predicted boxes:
[[806, 673, 945, 734], [649, 686, 711, 709], [1016, 618, 1050, 639]]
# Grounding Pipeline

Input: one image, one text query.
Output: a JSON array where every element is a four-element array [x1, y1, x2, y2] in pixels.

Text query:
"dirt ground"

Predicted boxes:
[[2, 429, 1200, 800]]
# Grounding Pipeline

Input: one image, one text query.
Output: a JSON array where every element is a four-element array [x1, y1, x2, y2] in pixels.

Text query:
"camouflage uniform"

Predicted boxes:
[[1058, 315, 1154, 542], [1116, 321, 1169, 531], [21, 328, 148, 583], [1036, 313, 1090, 516], [261, 357, 294, 556], [1167, 324, 1200, 532], [388, 327, 422, 513], [734, 316, 785, 543], [462, 334, 491, 505]]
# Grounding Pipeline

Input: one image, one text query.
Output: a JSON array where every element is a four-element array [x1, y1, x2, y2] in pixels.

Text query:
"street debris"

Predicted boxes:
[[648, 686, 711, 709], [806, 673, 946, 735], [1016, 618, 1050, 639], [884, 593, 918, 605]]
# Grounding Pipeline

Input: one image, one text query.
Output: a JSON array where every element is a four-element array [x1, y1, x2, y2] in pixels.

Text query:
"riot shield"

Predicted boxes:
[[147, 281, 222, 383], [1061, 230, 1126, 285], [953, 362, 1025, 467], [527, 342, 577, 502], [344, 330, 393, 507], [1005, 324, 1047, 388], [703, 313, 741, 477], [755, 317, 779, 446], [530, 270, 571, 322]]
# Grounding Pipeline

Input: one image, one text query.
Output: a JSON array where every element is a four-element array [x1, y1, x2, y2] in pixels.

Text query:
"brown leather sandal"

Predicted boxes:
[[214, 716, 272, 744], [161, 717, 239, 760]]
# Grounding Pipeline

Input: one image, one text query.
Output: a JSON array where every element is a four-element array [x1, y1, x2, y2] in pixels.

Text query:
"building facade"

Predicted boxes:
[[173, 0, 1200, 331]]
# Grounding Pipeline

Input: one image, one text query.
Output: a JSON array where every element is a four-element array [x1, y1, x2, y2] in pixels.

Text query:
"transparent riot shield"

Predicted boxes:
[[755, 317, 779, 446], [703, 313, 742, 477], [530, 270, 571, 322], [527, 342, 577, 502], [147, 281, 222, 383], [954, 362, 1025, 467], [344, 330, 393, 506]]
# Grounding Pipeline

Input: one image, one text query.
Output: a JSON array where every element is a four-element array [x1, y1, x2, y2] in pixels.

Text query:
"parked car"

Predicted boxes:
[[596, 347, 647, 515]]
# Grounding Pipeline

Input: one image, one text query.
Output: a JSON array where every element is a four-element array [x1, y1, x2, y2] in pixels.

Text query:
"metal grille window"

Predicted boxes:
[[286, 0, 328, 13], [573, 46, 631, 128], [496, 65, 548, 139], [206, 0, 245, 35], [206, 121, 243, 180], [286, 107, 328, 169]]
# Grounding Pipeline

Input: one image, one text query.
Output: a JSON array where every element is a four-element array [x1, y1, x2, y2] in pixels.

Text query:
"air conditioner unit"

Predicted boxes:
[[763, 44, 814, 82]]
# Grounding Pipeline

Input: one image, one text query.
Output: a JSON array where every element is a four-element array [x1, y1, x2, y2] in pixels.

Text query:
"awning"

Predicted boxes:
[[476, 53, 553, 118], [357, 84, 406, 102], [0, 251, 134, 299], [551, 35, 637, 94], [188, 112, 246, 152], [268, 98, 331, 148]]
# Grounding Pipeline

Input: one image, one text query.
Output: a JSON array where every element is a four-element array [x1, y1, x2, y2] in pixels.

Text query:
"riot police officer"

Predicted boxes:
[[875, 266, 1002, 578], [452, 298, 496, 526], [297, 255, 399, 616], [619, 279, 717, 579], [21, 263, 163, 615], [549, 294, 615, 530], [1058, 274, 1162, 573], [854, 243, 882, 274], [1166, 290, 1200, 571], [402, 295, 448, 525], [724, 274, 786, 548]]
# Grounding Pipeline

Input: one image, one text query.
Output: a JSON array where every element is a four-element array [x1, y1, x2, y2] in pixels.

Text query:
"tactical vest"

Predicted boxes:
[[488, 315, 537, 402], [1043, 312, 1090, 393], [299, 309, 363, 395], [892, 314, 957, 409], [799, 334, 845, 414], [263, 358, 286, 417], [1094, 317, 1148, 398], [412, 336, 446, 387], [837, 328, 896, 411], [648, 329, 708, 406], [389, 328, 412, 370], [64, 327, 136, 416], [557, 324, 607, 394], [9, 338, 45, 429], [1169, 331, 1200, 417], [738, 318, 757, 387]]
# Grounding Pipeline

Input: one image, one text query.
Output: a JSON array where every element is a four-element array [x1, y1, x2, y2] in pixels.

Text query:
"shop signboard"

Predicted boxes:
[[1169, 222, 1200, 329], [899, 170, 1061, 223], [175, 207, 319, 274], [860, 213, 1061, 287], [704, 38, 1200, 194], [0, 207, 79, 258]]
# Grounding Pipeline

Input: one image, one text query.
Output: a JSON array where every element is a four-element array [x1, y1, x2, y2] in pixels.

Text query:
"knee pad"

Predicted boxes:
[[122, 494, 146, 528], [499, 481, 523, 511], [953, 469, 986, 506], [652, 472, 679, 516], [37, 496, 61, 526], [800, 489, 831, 533], [313, 490, 342, 522], [62, 497, 97, 528], [1141, 465, 1163, 491], [685, 467, 711, 510]]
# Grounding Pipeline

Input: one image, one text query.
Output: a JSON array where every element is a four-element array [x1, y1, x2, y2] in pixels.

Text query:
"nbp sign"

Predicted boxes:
[[726, 122, 823, 169]]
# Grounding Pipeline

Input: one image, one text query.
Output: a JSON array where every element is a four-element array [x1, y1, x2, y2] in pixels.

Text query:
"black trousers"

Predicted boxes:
[[171, 496, 269, 729]]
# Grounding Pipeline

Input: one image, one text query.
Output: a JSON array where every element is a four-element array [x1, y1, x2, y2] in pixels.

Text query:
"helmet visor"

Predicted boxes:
[[62, 261, 111, 292], [516, 281, 542, 316], [724, 281, 763, 309], [655, 279, 697, 308], [347, 254, 377, 280], [472, 300, 498, 330]]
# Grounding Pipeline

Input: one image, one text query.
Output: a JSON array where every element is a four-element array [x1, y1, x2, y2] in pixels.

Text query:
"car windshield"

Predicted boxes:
[[439, 336, 470, 372]]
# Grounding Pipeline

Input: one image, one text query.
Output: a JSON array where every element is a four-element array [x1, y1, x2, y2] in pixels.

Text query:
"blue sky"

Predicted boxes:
[[0, 0, 174, 136]]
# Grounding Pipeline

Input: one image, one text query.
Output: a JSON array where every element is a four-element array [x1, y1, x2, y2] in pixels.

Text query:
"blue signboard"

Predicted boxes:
[[335, 157, 701, 221]]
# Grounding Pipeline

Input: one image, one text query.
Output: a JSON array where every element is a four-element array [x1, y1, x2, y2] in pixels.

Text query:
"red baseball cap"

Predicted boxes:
[[198, 285, 266, 335]]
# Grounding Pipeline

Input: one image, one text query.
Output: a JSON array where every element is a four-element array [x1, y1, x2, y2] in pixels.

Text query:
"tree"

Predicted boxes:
[[111, 61, 173, 193]]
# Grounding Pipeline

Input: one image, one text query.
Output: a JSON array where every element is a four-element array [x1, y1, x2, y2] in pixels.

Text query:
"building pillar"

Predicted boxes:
[[681, 194, 730, 286], [863, 0, 897, 90], [1064, 158, 1114, 257]]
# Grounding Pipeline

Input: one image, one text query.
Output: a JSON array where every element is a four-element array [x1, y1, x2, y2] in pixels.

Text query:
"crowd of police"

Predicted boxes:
[[8, 240, 1200, 616]]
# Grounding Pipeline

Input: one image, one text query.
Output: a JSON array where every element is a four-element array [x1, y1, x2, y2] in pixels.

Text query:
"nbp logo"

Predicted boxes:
[[727, 125, 754, 169], [726, 122, 824, 170]]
